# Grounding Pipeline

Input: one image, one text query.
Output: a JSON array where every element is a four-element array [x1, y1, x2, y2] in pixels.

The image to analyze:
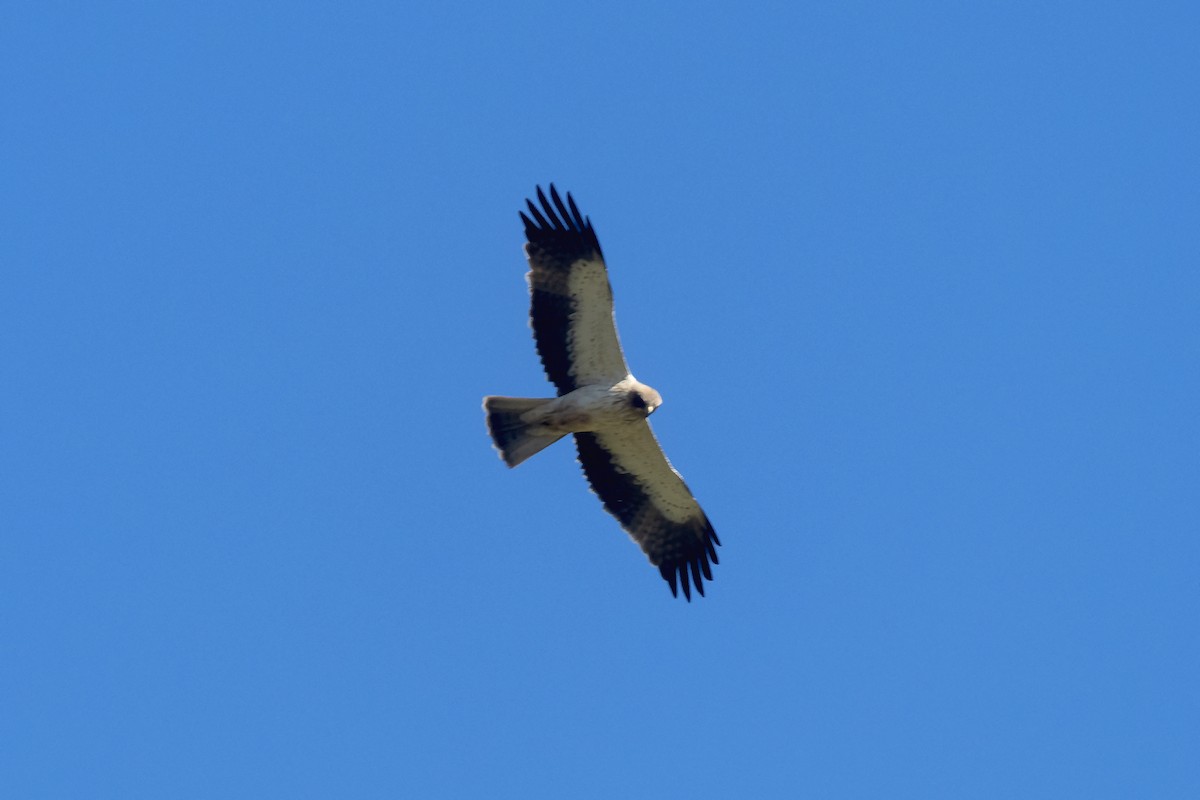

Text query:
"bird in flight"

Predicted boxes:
[[483, 185, 720, 600]]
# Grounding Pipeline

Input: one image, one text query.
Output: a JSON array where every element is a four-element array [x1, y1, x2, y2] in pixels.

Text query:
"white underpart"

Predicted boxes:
[[565, 259, 631, 386], [595, 424, 700, 523], [525, 380, 638, 435], [536, 254, 705, 527]]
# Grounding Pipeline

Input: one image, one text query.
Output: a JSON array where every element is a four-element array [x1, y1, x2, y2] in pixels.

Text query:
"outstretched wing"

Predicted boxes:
[[575, 425, 720, 600], [520, 185, 631, 396]]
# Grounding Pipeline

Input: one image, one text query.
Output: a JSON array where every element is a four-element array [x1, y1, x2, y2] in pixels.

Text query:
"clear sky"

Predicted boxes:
[[3, 2, 1197, 798]]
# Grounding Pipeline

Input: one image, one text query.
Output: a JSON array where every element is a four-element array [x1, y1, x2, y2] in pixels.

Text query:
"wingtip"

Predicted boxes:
[[549, 184, 572, 227], [661, 563, 679, 597]]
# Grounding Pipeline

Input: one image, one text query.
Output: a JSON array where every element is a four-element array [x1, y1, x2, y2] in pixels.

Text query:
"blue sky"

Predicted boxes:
[[3, 2, 1198, 797]]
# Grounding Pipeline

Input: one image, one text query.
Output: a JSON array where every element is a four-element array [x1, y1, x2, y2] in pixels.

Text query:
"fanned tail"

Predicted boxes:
[[482, 396, 564, 467]]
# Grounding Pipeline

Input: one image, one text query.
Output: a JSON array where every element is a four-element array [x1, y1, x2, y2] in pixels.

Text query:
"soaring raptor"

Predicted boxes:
[[483, 185, 720, 600]]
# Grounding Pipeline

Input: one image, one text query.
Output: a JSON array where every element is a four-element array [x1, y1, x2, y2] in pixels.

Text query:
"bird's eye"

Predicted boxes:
[[630, 393, 646, 410]]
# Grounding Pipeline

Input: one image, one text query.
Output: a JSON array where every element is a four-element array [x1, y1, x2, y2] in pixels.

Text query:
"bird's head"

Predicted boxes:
[[628, 384, 663, 417]]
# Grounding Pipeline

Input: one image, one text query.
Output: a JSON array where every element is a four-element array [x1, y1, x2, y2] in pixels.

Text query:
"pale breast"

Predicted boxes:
[[536, 382, 642, 433]]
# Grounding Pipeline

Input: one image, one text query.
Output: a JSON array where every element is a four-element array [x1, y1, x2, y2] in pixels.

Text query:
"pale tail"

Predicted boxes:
[[482, 396, 565, 467]]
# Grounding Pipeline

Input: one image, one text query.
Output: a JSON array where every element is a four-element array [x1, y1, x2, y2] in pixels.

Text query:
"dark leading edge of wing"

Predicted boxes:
[[575, 432, 721, 601], [519, 185, 604, 396]]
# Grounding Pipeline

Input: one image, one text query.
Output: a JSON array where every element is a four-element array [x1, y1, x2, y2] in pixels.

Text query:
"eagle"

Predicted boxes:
[[483, 185, 720, 600]]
